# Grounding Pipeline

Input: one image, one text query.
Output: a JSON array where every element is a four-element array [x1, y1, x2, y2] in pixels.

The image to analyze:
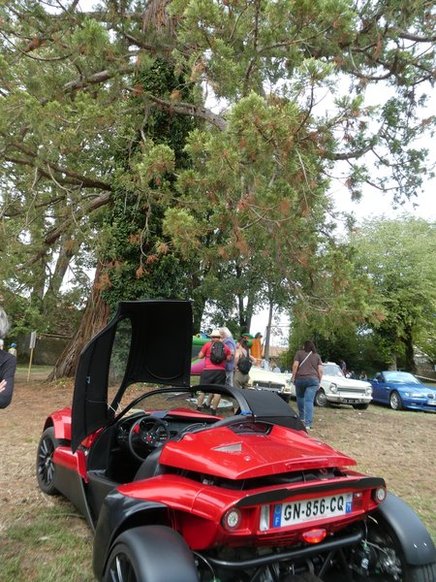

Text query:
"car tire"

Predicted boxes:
[[389, 391, 403, 410], [360, 510, 436, 582], [352, 403, 369, 410], [315, 389, 328, 407], [36, 427, 60, 495], [406, 563, 436, 582], [102, 525, 198, 582]]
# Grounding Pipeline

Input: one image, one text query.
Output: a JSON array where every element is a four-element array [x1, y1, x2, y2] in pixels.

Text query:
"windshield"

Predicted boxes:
[[383, 372, 422, 384], [115, 384, 238, 420], [323, 364, 344, 377]]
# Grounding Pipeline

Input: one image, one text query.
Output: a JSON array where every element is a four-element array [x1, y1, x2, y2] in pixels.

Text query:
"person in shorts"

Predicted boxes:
[[196, 329, 232, 415]]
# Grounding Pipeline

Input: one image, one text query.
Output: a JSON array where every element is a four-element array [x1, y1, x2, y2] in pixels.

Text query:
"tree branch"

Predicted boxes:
[[3, 138, 112, 191], [4, 154, 111, 191], [325, 144, 374, 161], [148, 95, 227, 131], [63, 65, 136, 92], [44, 191, 112, 246]]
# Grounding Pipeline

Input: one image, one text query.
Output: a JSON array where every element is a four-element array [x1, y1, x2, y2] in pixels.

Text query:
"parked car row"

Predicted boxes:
[[249, 362, 436, 414]]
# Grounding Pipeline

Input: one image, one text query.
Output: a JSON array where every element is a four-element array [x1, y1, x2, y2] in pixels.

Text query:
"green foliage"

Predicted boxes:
[[350, 217, 436, 369], [0, 0, 434, 361], [288, 217, 436, 373]]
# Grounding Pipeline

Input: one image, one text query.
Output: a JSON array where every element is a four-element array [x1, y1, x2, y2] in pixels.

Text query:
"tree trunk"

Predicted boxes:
[[403, 323, 416, 372], [192, 295, 206, 334], [47, 264, 110, 380], [263, 302, 274, 360]]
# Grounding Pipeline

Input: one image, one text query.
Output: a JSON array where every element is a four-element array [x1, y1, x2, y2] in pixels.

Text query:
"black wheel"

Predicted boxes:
[[315, 389, 328, 407], [349, 512, 436, 581], [389, 391, 403, 410], [352, 403, 369, 410], [104, 541, 140, 582], [36, 427, 60, 495], [102, 526, 198, 582]]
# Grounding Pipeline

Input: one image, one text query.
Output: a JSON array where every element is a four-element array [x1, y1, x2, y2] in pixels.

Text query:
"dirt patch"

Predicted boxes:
[[1, 371, 435, 539]]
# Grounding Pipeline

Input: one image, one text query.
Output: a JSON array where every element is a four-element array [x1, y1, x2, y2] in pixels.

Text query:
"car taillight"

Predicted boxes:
[[222, 508, 242, 531], [353, 491, 364, 510], [301, 528, 327, 544], [373, 487, 386, 504]]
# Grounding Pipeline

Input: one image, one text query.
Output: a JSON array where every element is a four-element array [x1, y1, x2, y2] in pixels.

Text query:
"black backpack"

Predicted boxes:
[[237, 356, 252, 374], [210, 341, 226, 364]]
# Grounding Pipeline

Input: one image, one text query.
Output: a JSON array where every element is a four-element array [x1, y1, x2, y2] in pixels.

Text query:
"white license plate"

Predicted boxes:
[[272, 493, 353, 527]]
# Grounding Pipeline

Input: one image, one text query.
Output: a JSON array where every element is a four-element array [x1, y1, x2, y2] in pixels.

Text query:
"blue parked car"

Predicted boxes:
[[370, 371, 436, 411]]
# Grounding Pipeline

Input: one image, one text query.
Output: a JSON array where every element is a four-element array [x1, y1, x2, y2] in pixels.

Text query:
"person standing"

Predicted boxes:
[[233, 337, 256, 390], [0, 308, 17, 409], [291, 341, 323, 430], [196, 329, 232, 415], [219, 327, 236, 387], [250, 332, 263, 364]]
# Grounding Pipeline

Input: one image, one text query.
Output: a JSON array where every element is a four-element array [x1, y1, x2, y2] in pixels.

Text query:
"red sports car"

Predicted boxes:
[[36, 300, 436, 581]]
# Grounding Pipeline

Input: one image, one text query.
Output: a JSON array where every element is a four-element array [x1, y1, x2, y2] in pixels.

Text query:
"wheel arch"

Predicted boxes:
[[93, 490, 171, 579], [101, 525, 199, 582], [373, 492, 436, 566], [42, 410, 71, 442], [315, 388, 328, 407]]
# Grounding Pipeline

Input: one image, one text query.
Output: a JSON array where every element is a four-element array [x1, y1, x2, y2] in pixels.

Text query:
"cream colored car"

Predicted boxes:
[[247, 366, 293, 403]]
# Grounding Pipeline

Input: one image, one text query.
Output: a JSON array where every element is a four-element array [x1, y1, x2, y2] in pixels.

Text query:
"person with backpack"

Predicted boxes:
[[196, 329, 232, 415], [233, 337, 256, 390], [291, 340, 323, 430]]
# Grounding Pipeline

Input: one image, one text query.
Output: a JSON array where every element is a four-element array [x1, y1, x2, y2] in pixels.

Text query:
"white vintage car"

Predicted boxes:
[[247, 366, 293, 403], [288, 362, 372, 410]]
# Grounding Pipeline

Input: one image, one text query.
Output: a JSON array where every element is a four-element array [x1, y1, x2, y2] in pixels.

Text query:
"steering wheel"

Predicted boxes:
[[128, 416, 171, 462]]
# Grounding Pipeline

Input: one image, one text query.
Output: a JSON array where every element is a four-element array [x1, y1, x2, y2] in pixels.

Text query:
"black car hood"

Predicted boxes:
[[71, 300, 193, 451]]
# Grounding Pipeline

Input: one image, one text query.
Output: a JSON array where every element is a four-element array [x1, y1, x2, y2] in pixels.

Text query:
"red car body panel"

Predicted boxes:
[[118, 474, 379, 550], [48, 407, 72, 441], [53, 446, 88, 480], [158, 424, 356, 479]]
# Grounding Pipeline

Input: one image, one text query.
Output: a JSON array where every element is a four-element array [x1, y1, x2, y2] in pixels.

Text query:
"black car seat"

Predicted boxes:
[[134, 446, 167, 481]]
